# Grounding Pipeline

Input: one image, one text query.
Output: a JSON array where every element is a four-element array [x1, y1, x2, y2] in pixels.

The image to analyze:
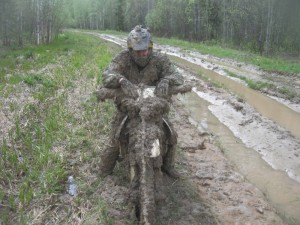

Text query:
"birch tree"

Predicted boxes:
[[0, 0, 16, 46], [1, 0, 299, 55]]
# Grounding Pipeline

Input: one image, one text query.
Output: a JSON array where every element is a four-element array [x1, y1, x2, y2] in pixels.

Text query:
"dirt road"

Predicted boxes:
[[2, 31, 299, 225], [88, 32, 299, 225]]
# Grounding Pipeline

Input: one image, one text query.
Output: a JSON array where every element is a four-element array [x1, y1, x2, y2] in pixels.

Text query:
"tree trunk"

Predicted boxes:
[[18, 10, 23, 46], [36, 0, 41, 45], [194, 1, 200, 40], [1, 0, 10, 46], [265, 0, 274, 55]]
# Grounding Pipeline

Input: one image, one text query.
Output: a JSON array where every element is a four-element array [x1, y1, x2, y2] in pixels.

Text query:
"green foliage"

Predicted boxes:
[[3, 0, 299, 56], [8, 74, 23, 85], [153, 35, 300, 75], [0, 31, 116, 223], [0, 0, 66, 46], [249, 56, 300, 74], [99, 199, 114, 225], [60, 0, 300, 57], [23, 75, 55, 87], [156, 36, 242, 59], [225, 69, 274, 91]]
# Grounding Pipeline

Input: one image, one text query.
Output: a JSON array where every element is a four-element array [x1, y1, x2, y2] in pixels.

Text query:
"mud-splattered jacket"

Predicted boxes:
[[103, 49, 182, 143], [103, 49, 183, 88]]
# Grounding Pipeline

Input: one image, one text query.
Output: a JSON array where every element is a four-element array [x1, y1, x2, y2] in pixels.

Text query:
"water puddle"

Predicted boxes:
[[204, 69, 300, 139], [91, 32, 300, 222], [178, 91, 300, 223], [170, 55, 300, 139]]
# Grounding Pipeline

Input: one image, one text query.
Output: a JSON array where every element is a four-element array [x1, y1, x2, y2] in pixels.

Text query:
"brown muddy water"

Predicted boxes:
[[204, 69, 300, 139], [171, 55, 300, 140], [90, 32, 300, 223], [178, 91, 300, 224]]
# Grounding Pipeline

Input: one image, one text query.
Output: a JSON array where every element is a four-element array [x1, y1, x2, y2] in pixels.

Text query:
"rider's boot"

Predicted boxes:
[[99, 112, 127, 177], [162, 166, 180, 179], [99, 145, 119, 177], [162, 144, 180, 179]]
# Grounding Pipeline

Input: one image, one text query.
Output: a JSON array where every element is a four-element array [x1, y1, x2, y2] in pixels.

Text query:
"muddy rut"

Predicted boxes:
[[85, 31, 297, 225]]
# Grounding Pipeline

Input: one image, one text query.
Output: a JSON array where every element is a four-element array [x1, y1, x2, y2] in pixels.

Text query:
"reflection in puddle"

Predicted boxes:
[[178, 92, 300, 224]]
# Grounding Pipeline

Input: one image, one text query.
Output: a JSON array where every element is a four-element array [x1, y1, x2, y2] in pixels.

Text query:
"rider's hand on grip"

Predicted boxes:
[[155, 78, 169, 97], [119, 78, 138, 99]]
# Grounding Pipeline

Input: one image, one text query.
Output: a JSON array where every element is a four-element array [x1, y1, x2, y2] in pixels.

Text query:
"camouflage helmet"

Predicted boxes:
[[127, 25, 153, 51]]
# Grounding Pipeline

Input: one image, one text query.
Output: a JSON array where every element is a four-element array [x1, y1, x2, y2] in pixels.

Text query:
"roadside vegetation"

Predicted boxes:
[[93, 29, 300, 76], [0, 32, 118, 224], [223, 69, 297, 100], [94, 29, 299, 102], [1, 30, 218, 225], [1, 28, 299, 224], [153, 37, 300, 75]]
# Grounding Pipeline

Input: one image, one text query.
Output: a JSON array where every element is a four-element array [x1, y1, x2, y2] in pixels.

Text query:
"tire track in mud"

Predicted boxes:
[[171, 96, 286, 225], [78, 31, 291, 225]]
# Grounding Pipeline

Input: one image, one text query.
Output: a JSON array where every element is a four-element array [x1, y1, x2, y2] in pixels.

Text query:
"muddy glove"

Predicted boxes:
[[155, 79, 169, 97], [119, 78, 138, 99], [120, 98, 140, 118]]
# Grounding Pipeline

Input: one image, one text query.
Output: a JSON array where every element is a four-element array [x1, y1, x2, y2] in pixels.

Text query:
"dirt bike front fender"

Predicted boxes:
[[114, 115, 175, 145]]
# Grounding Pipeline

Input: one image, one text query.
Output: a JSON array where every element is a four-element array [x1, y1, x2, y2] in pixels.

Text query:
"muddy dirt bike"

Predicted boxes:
[[96, 83, 191, 224]]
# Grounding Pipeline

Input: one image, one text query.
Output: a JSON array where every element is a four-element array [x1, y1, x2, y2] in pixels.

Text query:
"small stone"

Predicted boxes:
[[256, 206, 264, 214]]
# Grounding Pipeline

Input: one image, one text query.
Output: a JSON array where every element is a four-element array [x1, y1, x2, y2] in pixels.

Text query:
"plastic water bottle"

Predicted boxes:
[[67, 176, 77, 196]]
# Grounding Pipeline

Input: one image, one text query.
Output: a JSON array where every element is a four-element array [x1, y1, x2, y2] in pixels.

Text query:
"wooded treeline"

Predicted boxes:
[[1, 0, 299, 56], [0, 0, 65, 46]]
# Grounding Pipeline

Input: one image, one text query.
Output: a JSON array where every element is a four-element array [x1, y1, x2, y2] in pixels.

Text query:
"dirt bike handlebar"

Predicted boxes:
[[95, 83, 192, 102]]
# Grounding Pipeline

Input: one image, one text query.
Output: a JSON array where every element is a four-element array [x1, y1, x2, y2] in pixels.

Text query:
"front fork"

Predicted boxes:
[[128, 119, 164, 225]]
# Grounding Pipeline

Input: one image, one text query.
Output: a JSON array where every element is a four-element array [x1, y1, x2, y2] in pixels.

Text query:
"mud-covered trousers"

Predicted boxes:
[[99, 111, 178, 176]]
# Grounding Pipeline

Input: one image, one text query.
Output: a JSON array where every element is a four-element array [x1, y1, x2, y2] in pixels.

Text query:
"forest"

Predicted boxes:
[[1, 1, 300, 224], [0, 0, 300, 56]]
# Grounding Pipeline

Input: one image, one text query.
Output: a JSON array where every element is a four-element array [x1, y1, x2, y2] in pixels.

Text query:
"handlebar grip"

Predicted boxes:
[[95, 83, 192, 102], [95, 87, 120, 102]]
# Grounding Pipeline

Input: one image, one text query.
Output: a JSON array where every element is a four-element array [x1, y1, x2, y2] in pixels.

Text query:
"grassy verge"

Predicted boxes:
[[224, 69, 274, 90], [0, 32, 119, 224], [1, 30, 216, 225], [224, 69, 297, 100], [81, 29, 300, 75], [153, 37, 300, 75]]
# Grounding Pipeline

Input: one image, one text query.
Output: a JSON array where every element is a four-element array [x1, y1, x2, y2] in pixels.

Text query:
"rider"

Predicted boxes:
[[99, 25, 184, 178]]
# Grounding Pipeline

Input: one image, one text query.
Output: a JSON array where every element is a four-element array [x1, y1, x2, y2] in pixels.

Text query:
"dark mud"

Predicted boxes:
[[88, 32, 291, 224], [96, 86, 219, 225], [96, 94, 285, 225], [171, 100, 285, 225]]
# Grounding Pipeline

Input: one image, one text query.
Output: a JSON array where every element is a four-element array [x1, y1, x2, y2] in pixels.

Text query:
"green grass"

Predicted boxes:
[[153, 37, 300, 75], [246, 54, 300, 74], [95, 29, 300, 75], [3, 29, 297, 224], [224, 69, 274, 90], [0, 32, 117, 224], [154, 37, 241, 59], [224, 69, 297, 100]]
